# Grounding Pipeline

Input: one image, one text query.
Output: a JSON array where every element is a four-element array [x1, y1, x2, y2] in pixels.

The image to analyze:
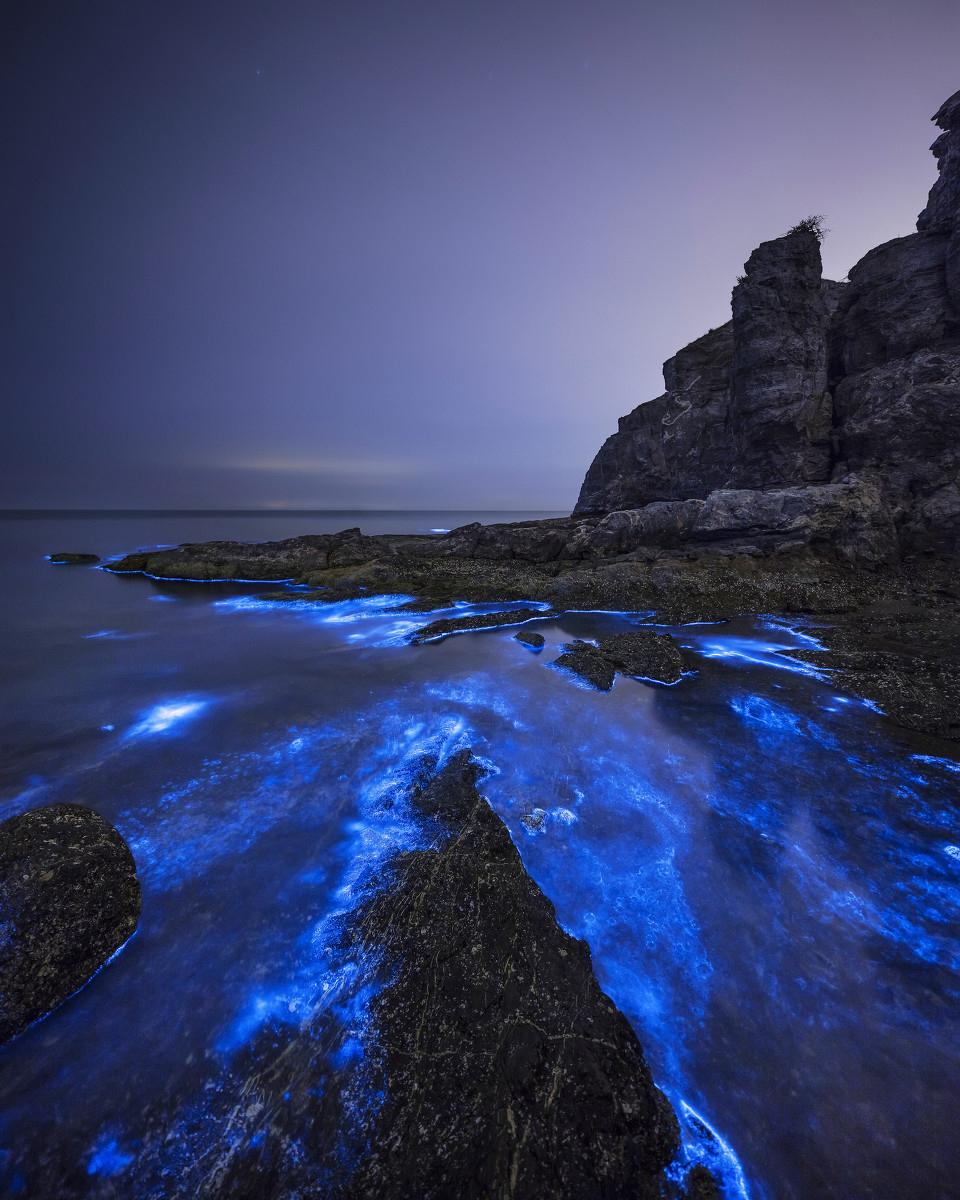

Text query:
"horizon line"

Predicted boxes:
[[0, 507, 569, 515]]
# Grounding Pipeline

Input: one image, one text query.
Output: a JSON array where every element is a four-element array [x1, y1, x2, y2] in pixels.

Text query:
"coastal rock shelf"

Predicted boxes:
[[0, 804, 141, 1045]]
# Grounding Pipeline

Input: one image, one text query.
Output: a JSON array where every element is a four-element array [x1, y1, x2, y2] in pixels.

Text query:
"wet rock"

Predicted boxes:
[[729, 227, 833, 488], [0, 804, 140, 1045], [48, 552, 100, 565], [515, 628, 545, 650], [785, 611, 960, 742], [684, 1163, 723, 1200], [410, 607, 549, 644], [105, 529, 393, 580], [552, 641, 616, 691], [520, 806, 547, 831], [345, 752, 680, 1198], [597, 631, 684, 684]]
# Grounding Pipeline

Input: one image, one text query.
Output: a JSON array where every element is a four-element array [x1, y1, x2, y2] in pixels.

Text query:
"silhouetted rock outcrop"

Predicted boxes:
[[574, 91, 959, 561], [0, 804, 140, 1045]]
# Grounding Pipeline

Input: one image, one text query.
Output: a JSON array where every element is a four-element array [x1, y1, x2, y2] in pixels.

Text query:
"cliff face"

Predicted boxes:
[[574, 90, 960, 558]]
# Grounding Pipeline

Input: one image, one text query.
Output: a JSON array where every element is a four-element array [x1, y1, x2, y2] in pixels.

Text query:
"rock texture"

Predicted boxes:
[[515, 628, 546, 650], [344, 751, 682, 1199], [552, 632, 686, 690], [0, 804, 140, 1044], [729, 228, 833, 489], [410, 607, 549, 645], [597, 631, 685, 684]]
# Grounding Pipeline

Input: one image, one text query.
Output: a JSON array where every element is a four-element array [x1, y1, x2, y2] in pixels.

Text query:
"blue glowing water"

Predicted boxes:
[[1, 512, 959, 1199]]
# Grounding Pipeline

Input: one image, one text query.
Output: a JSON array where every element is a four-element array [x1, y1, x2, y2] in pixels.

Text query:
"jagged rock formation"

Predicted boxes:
[[343, 751, 685, 1199], [0, 804, 141, 1044], [575, 91, 960, 559]]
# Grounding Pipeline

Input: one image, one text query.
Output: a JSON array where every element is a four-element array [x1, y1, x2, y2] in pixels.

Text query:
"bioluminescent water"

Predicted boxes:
[[1, 513, 958, 1199]]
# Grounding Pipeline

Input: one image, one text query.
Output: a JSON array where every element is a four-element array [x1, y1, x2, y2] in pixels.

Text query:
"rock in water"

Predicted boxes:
[[552, 641, 617, 690], [345, 752, 681, 1199], [598, 631, 685, 684], [515, 628, 545, 650], [0, 804, 140, 1044], [47, 552, 100, 565]]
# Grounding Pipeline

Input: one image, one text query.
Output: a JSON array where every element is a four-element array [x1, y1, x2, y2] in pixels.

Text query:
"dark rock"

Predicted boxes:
[[684, 1163, 723, 1200], [586, 500, 705, 556], [574, 323, 735, 515], [48, 552, 100, 565], [345, 752, 680, 1198], [596, 631, 685, 684], [729, 228, 833, 488], [831, 232, 956, 376], [917, 88, 960, 235], [551, 641, 616, 691], [833, 349, 960, 549], [105, 529, 395, 580], [520, 806, 547, 831], [0, 804, 140, 1045], [691, 477, 897, 565], [783, 609, 960, 742], [410, 607, 549, 644], [515, 628, 545, 650]]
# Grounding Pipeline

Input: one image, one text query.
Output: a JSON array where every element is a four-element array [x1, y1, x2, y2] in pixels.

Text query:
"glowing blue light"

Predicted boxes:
[[945, 845, 960, 863], [671, 1099, 751, 1200], [912, 754, 960, 774], [86, 1136, 134, 1177], [127, 698, 208, 737]]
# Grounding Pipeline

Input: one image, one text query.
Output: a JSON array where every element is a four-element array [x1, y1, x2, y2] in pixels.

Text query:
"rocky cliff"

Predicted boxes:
[[574, 91, 960, 558]]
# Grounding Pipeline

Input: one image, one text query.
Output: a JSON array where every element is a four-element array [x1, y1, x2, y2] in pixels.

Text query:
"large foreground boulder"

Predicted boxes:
[[0, 804, 141, 1044], [344, 752, 682, 1199]]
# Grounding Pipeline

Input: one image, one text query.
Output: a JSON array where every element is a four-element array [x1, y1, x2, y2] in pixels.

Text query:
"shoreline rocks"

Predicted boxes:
[[552, 631, 686, 690], [342, 751, 686, 1199], [515, 628, 546, 650], [0, 804, 141, 1045], [48, 552, 100, 565]]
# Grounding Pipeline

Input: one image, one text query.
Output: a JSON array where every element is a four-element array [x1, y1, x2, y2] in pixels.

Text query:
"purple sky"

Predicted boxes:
[[4, 1, 958, 510]]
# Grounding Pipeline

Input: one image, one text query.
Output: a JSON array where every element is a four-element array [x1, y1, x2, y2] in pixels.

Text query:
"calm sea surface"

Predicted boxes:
[[1, 512, 958, 1199]]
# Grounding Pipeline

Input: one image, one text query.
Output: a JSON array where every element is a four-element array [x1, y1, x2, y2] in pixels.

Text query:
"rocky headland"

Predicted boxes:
[[90, 91, 960, 744]]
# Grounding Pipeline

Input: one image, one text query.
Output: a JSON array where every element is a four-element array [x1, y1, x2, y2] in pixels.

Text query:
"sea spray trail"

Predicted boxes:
[[1, 570, 958, 1198]]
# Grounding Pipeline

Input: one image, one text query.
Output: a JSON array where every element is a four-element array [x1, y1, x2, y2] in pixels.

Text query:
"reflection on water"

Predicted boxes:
[[0, 514, 958, 1199]]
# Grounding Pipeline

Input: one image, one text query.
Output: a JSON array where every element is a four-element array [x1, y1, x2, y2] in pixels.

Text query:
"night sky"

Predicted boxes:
[[4, 1, 958, 511]]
